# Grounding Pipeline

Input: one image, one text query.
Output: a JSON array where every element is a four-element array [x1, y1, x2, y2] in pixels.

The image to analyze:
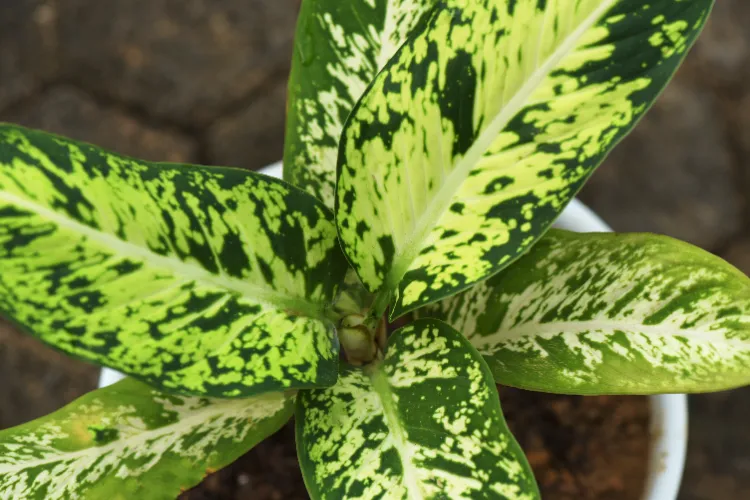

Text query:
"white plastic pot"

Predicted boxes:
[[99, 161, 687, 500]]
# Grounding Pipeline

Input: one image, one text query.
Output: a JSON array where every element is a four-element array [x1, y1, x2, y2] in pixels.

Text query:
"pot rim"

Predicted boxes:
[[99, 162, 688, 500]]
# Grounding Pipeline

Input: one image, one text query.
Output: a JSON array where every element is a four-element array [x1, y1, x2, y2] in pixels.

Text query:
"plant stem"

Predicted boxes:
[[366, 288, 392, 329], [324, 304, 345, 324]]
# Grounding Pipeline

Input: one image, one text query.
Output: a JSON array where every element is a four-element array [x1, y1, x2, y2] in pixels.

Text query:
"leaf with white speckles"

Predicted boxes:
[[335, 0, 714, 318], [297, 318, 538, 499], [0, 124, 347, 398], [284, 0, 437, 208], [419, 230, 750, 394], [0, 378, 294, 500]]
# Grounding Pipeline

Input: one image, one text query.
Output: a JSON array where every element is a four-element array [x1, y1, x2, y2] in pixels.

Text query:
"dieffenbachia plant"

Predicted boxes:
[[0, 0, 741, 498]]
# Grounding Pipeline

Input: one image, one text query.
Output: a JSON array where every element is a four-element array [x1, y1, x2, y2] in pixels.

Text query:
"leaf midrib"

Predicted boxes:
[[376, 1, 425, 71], [471, 318, 750, 351], [0, 189, 328, 321], [369, 365, 426, 500], [376, 0, 403, 70], [386, 0, 617, 290], [0, 395, 286, 474]]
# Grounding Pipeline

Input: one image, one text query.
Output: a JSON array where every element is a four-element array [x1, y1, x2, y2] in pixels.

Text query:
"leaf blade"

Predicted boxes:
[[335, 0, 714, 317], [0, 124, 347, 397], [0, 378, 294, 500], [297, 318, 539, 499], [283, 0, 437, 208], [420, 230, 750, 394]]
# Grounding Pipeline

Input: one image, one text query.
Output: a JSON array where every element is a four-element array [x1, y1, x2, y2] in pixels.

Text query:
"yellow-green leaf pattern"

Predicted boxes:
[[419, 230, 750, 395], [0, 125, 347, 398], [297, 318, 538, 499], [284, 0, 436, 208], [0, 378, 294, 500], [336, 0, 714, 318]]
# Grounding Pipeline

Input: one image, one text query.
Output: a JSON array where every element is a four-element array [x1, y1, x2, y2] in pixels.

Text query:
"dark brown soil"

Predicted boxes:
[[500, 387, 650, 500], [180, 388, 650, 499], [179, 423, 307, 500]]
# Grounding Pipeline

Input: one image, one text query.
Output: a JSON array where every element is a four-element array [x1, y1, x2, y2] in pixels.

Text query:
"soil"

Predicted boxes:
[[179, 424, 307, 500], [180, 388, 650, 500], [500, 388, 650, 500]]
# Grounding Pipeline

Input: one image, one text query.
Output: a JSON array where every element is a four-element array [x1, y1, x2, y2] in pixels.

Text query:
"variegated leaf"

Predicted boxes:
[[297, 318, 538, 499], [336, 0, 714, 318], [284, 0, 436, 208], [419, 230, 750, 394], [0, 378, 294, 500], [0, 125, 346, 397]]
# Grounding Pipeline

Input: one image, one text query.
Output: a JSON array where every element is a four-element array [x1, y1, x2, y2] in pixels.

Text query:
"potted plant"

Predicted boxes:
[[0, 0, 743, 499]]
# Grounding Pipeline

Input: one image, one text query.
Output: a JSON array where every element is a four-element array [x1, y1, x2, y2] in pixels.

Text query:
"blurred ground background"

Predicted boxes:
[[0, 1, 748, 498]]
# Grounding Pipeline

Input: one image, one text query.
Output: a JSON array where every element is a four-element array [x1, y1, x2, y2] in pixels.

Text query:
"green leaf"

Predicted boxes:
[[284, 0, 437, 208], [335, 0, 714, 318], [0, 378, 293, 500], [0, 124, 347, 398], [297, 318, 538, 499], [419, 230, 750, 395]]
